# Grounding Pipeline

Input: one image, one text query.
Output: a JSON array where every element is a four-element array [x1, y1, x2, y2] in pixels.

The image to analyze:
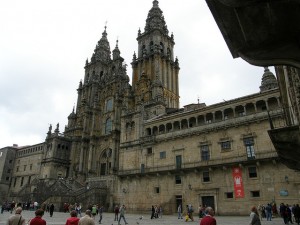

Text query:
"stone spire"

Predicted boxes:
[[112, 39, 121, 60], [144, 0, 169, 35], [93, 25, 111, 63], [260, 67, 278, 92]]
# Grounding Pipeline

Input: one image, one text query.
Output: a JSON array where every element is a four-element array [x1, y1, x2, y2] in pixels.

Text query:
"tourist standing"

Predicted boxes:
[[114, 205, 119, 221], [177, 204, 183, 219], [79, 210, 95, 225], [76, 204, 82, 217], [6, 207, 26, 225], [65, 210, 80, 225], [118, 205, 128, 225], [265, 203, 272, 221], [200, 207, 216, 225], [150, 205, 155, 219], [249, 206, 261, 225], [30, 209, 46, 225]]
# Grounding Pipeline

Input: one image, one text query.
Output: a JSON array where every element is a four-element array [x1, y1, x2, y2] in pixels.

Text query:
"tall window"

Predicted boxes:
[[203, 170, 210, 182], [106, 99, 113, 112], [248, 166, 258, 178], [244, 137, 255, 159], [176, 155, 182, 169], [201, 145, 210, 161], [105, 118, 112, 134]]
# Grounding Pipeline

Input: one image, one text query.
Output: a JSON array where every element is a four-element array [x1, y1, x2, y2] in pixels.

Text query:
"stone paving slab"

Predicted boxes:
[[0, 210, 285, 225]]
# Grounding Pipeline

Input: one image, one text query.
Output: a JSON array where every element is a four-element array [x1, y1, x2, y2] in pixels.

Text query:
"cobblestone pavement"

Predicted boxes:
[[0, 210, 286, 225]]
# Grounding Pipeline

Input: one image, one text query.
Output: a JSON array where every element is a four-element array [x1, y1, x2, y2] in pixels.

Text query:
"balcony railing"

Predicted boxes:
[[118, 151, 278, 177]]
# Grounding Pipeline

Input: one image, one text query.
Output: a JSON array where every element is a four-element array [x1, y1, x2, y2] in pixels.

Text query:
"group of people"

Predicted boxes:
[[279, 203, 300, 225], [1, 201, 39, 214], [5, 204, 129, 225], [150, 205, 163, 219]]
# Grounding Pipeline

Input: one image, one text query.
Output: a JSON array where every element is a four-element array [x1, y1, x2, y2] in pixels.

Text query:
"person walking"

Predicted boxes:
[[6, 207, 26, 225], [114, 205, 119, 221], [29, 209, 46, 225], [98, 205, 103, 224], [294, 204, 300, 225], [150, 205, 155, 219], [200, 207, 216, 225], [91, 205, 97, 219], [75, 204, 82, 217], [49, 204, 54, 217], [118, 205, 128, 225], [79, 210, 95, 225], [265, 203, 272, 221], [65, 210, 80, 225], [177, 204, 183, 219], [249, 206, 261, 225]]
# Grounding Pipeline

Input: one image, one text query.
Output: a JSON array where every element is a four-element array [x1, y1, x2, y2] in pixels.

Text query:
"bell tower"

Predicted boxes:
[[131, 0, 180, 109]]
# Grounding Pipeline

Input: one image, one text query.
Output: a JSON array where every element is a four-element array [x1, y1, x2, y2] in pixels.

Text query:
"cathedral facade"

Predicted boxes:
[[2, 0, 300, 215]]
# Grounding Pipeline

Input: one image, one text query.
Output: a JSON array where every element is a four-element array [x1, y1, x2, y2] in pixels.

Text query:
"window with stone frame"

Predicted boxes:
[[250, 190, 260, 197], [220, 140, 231, 151], [248, 166, 258, 178], [160, 151, 166, 159], [154, 186, 160, 194], [244, 137, 255, 159], [225, 192, 234, 199], [106, 98, 113, 112], [202, 170, 210, 182], [105, 118, 112, 134], [175, 175, 182, 184], [201, 145, 210, 161]]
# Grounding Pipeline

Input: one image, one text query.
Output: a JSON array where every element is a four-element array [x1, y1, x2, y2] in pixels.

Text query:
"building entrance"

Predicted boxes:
[[201, 196, 215, 210]]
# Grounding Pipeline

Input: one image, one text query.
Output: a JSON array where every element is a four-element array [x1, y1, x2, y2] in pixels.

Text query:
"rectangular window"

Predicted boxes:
[[248, 166, 257, 178], [9, 160, 13, 163], [28, 176, 31, 184], [220, 141, 231, 150], [244, 137, 255, 159], [13, 178, 17, 187], [160, 151, 166, 159], [225, 192, 233, 199], [30, 164, 33, 170], [147, 147, 152, 154], [203, 171, 210, 182], [6, 177, 9, 181], [20, 177, 24, 186], [16, 166, 19, 172], [175, 175, 182, 184], [176, 155, 182, 169], [201, 145, 210, 161], [7, 169, 11, 173], [250, 191, 260, 197], [155, 187, 160, 194], [24, 165, 27, 171]]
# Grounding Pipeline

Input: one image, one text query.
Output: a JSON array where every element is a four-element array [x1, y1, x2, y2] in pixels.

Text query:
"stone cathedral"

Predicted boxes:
[[2, 0, 300, 215]]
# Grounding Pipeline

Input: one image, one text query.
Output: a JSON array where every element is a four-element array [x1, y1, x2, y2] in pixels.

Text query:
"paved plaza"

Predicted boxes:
[[0, 210, 286, 225]]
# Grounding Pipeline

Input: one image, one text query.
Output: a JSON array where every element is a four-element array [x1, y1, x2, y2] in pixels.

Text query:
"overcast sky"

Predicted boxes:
[[0, 0, 276, 148]]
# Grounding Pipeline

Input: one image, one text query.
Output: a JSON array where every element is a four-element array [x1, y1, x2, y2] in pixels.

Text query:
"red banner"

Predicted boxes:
[[232, 167, 245, 198]]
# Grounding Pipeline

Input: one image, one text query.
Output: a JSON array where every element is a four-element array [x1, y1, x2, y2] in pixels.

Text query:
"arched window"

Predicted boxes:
[[105, 118, 112, 134], [106, 99, 113, 112]]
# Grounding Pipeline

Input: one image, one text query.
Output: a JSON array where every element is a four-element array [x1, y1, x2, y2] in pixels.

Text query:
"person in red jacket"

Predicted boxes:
[[65, 210, 80, 225], [29, 209, 46, 225], [200, 207, 216, 225]]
